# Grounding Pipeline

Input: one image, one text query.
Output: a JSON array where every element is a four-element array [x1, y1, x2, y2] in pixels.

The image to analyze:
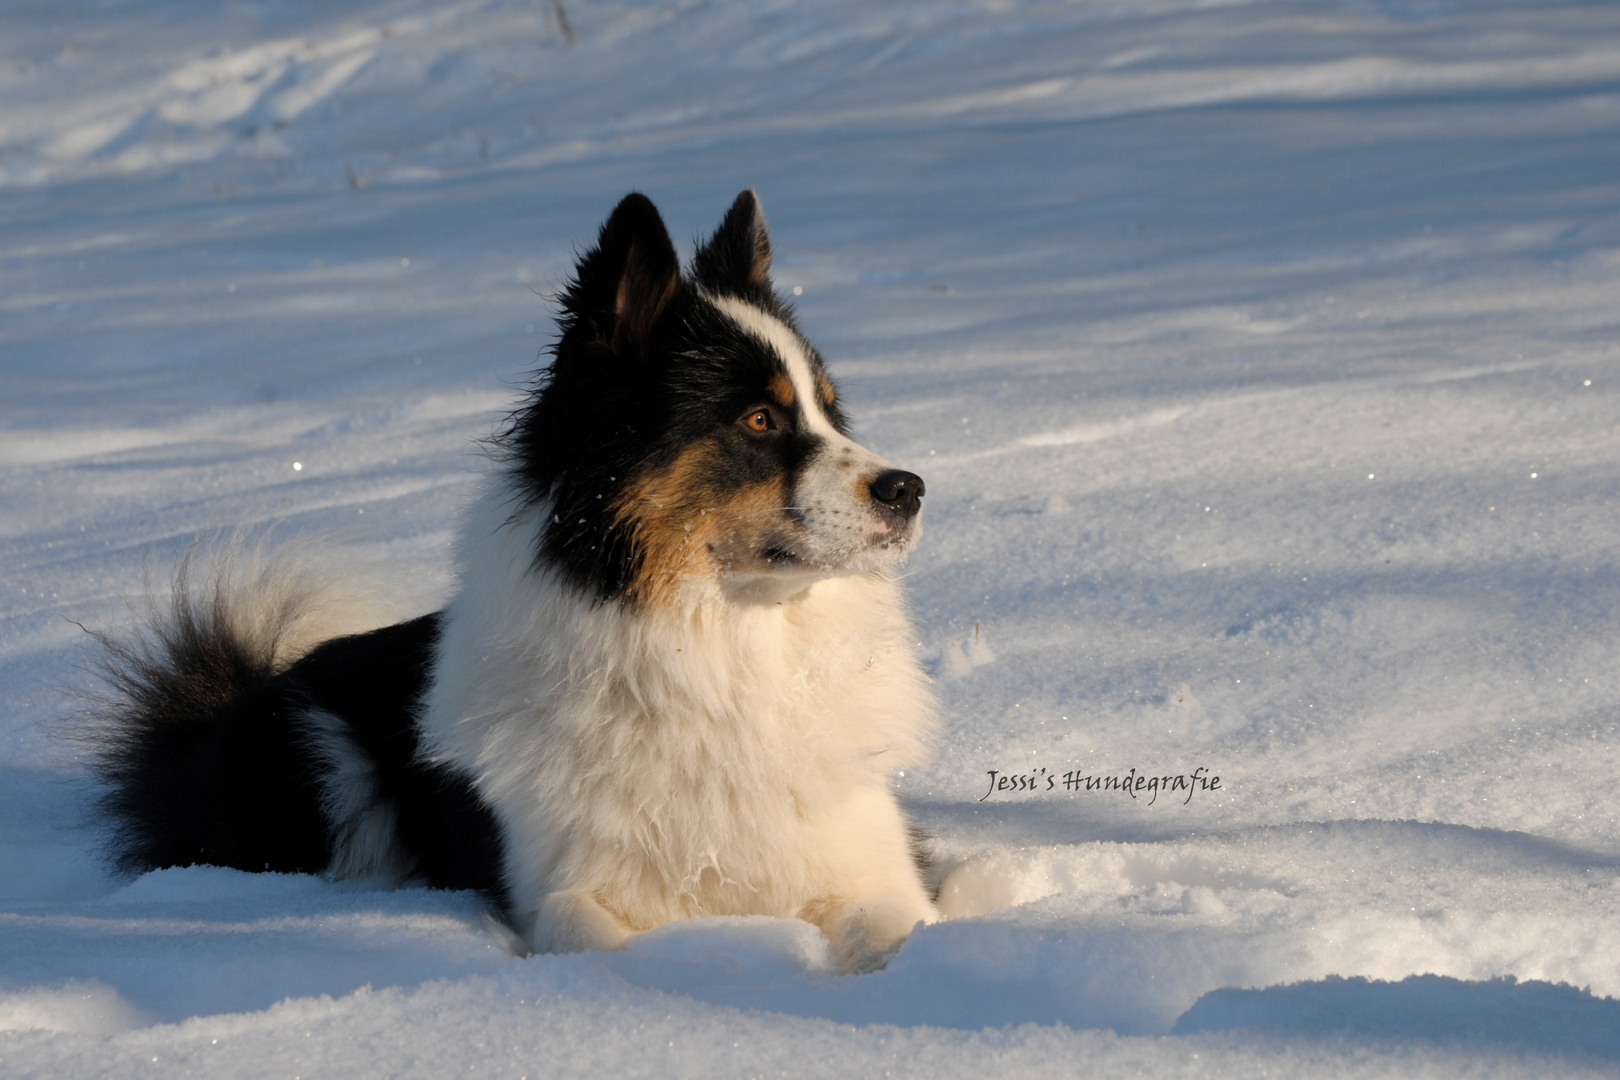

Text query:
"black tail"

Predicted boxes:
[[89, 548, 351, 875], [88, 545, 509, 909]]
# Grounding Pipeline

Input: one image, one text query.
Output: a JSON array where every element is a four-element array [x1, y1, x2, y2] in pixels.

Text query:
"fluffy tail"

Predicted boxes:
[[88, 540, 403, 875]]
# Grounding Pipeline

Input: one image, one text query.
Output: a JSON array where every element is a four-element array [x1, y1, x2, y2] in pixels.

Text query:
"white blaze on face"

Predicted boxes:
[[709, 295, 918, 572]]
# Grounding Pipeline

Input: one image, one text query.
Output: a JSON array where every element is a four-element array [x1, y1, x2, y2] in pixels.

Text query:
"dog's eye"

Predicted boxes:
[[740, 407, 776, 435]]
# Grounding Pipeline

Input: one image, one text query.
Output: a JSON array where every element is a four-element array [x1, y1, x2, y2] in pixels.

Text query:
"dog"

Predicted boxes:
[[93, 191, 940, 971]]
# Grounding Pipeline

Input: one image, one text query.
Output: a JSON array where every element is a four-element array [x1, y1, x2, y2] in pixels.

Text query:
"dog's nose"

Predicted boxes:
[[869, 469, 925, 518]]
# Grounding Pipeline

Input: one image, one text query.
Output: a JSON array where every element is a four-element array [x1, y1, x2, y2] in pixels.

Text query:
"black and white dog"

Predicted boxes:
[[95, 191, 939, 971]]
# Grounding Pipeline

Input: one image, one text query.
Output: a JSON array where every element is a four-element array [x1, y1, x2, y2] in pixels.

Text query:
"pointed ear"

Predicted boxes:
[[693, 189, 773, 297], [563, 193, 680, 353]]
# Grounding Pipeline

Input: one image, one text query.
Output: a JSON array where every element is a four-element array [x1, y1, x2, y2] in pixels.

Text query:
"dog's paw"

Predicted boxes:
[[834, 920, 908, 975], [824, 897, 935, 974], [532, 889, 633, 953]]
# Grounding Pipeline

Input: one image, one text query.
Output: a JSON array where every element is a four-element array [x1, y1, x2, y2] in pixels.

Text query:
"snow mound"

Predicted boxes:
[[0, 980, 151, 1037], [1176, 975, 1620, 1060]]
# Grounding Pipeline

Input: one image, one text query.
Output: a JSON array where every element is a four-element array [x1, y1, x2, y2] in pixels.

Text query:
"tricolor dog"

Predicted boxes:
[[94, 191, 938, 971]]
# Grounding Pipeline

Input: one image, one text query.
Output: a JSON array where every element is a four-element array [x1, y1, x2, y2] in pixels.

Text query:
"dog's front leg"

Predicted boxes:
[[530, 888, 633, 954]]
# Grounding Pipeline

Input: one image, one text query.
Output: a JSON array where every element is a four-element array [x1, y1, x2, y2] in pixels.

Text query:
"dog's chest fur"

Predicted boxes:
[[419, 489, 935, 935]]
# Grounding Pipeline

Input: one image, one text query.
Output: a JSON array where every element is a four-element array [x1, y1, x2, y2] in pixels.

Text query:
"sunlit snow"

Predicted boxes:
[[3, 0, 1619, 1076]]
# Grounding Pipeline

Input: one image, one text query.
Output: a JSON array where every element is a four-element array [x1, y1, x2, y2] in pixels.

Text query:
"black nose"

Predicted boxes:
[[869, 469, 926, 519]]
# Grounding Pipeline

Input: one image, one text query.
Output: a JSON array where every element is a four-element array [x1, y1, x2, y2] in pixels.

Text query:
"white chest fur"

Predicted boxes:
[[418, 484, 938, 961]]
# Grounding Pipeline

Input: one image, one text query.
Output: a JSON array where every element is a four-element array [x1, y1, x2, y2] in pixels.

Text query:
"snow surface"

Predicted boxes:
[[4, 0, 1620, 1075]]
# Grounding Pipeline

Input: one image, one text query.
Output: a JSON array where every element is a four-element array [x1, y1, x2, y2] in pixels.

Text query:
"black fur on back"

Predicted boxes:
[[289, 615, 507, 905], [498, 189, 851, 602]]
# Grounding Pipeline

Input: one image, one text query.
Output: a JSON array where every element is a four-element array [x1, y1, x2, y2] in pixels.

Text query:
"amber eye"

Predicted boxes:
[[741, 408, 774, 434]]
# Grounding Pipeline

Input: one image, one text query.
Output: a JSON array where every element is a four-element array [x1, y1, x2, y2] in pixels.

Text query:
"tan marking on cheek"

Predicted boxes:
[[611, 441, 721, 608], [816, 373, 835, 408], [768, 373, 796, 409], [612, 440, 792, 607], [701, 475, 792, 571]]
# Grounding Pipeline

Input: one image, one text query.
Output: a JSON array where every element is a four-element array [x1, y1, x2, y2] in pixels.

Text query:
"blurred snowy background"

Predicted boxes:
[[3, 0, 1620, 1075]]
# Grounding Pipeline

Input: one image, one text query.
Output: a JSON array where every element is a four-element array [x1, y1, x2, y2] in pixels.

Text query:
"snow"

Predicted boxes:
[[4, 0, 1620, 1075], [1176, 974, 1620, 1058]]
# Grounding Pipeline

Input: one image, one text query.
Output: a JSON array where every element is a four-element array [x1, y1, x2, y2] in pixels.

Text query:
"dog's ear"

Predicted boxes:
[[693, 189, 773, 297], [563, 192, 680, 353]]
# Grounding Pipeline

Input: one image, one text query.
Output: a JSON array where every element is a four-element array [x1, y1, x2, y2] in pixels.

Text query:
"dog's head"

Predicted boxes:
[[504, 191, 925, 607]]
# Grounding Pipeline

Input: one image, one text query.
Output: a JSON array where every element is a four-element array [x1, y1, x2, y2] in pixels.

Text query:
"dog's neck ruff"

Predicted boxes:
[[417, 482, 936, 934]]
